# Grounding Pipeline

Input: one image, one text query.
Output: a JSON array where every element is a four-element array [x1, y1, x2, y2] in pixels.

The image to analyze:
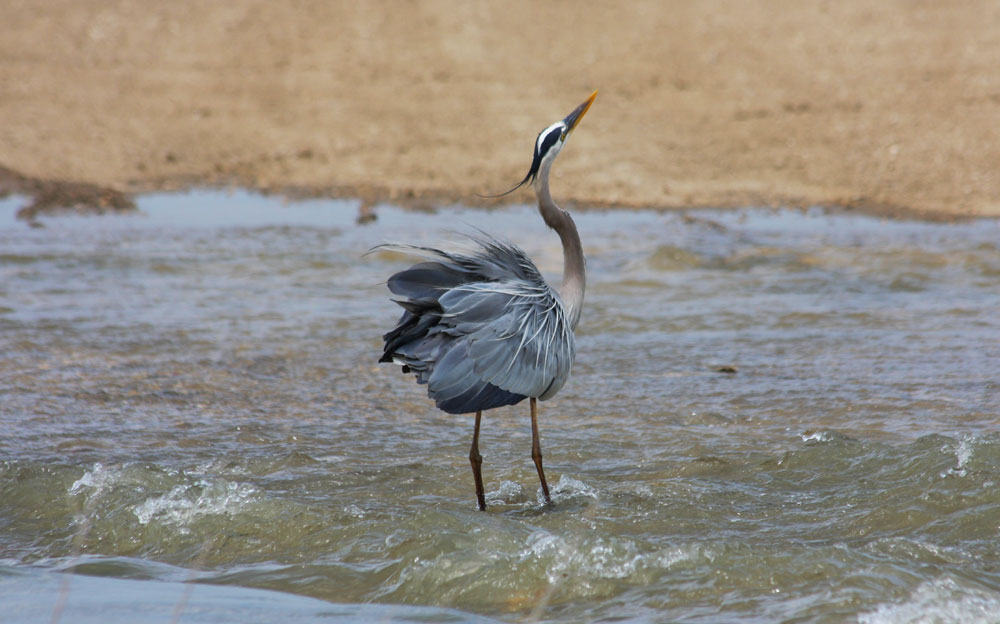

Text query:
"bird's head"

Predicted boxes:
[[485, 90, 598, 198]]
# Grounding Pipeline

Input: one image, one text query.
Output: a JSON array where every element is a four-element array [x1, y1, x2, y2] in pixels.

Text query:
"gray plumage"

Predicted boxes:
[[377, 236, 575, 414], [376, 90, 598, 510]]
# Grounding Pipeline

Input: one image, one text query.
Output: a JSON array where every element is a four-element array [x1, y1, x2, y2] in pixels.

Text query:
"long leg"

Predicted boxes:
[[469, 410, 486, 511], [530, 398, 552, 505]]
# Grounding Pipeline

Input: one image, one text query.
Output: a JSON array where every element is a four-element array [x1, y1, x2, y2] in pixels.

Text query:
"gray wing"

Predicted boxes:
[[378, 237, 576, 414], [435, 280, 575, 400]]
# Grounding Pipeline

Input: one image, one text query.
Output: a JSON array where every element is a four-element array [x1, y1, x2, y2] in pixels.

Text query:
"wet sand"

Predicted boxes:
[[2, 1, 999, 218]]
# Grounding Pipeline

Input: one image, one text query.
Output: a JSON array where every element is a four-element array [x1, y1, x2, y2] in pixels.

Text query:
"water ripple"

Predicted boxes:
[[2, 194, 999, 622]]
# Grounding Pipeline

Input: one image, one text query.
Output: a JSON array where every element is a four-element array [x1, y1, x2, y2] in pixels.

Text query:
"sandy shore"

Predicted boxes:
[[2, 1, 999, 219]]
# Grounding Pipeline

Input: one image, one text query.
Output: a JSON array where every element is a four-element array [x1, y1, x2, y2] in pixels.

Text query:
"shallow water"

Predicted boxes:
[[1, 191, 999, 623]]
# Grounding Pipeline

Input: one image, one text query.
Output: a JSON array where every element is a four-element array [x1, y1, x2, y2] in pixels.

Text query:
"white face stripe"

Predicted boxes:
[[536, 122, 567, 155]]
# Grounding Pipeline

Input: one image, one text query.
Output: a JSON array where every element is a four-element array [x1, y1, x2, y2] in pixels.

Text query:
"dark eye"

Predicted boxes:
[[538, 129, 562, 158]]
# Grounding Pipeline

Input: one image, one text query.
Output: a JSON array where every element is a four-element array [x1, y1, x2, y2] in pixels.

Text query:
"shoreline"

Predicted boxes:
[[1, 165, 983, 224]]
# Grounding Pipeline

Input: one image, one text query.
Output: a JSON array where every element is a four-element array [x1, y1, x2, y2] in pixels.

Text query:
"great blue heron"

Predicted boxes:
[[378, 91, 597, 510]]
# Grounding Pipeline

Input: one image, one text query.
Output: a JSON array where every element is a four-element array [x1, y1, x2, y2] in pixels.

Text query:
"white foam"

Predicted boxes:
[[800, 430, 834, 444], [132, 479, 257, 527], [549, 475, 599, 501], [858, 576, 1000, 624], [523, 531, 645, 584], [69, 462, 119, 497], [649, 543, 711, 569], [942, 435, 976, 478], [486, 480, 524, 505], [955, 436, 974, 470]]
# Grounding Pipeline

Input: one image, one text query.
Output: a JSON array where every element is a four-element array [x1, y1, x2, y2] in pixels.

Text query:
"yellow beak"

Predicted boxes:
[[564, 90, 598, 133]]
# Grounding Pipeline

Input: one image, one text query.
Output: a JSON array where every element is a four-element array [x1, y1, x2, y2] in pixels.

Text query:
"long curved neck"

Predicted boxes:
[[534, 161, 585, 330]]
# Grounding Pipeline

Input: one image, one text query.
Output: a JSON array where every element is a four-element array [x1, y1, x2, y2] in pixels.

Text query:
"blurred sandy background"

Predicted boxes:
[[1, 0, 998, 218]]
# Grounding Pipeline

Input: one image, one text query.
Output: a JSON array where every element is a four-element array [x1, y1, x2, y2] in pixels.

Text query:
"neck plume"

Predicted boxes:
[[533, 160, 585, 330]]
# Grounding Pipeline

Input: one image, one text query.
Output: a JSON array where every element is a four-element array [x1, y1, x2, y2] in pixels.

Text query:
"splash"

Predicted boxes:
[[486, 480, 524, 505], [523, 531, 645, 585], [69, 463, 120, 498], [941, 435, 976, 478], [132, 480, 258, 528], [859, 576, 1000, 624], [549, 475, 599, 502]]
